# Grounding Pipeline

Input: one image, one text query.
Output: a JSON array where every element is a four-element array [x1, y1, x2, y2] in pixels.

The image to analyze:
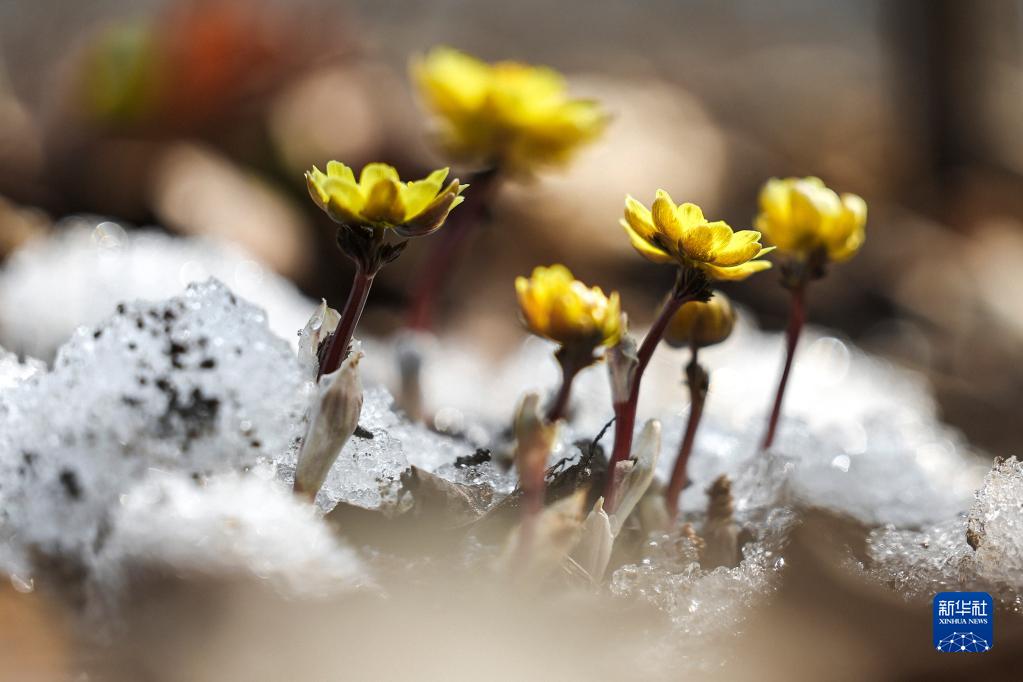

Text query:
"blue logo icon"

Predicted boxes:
[[933, 591, 993, 652]]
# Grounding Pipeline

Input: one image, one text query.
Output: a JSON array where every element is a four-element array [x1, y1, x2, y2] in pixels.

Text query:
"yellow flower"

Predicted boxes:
[[664, 291, 735, 349], [305, 161, 466, 237], [412, 47, 607, 176], [515, 265, 622, 350], [621, 191, 774, 281], [755, 177, 866, 263]]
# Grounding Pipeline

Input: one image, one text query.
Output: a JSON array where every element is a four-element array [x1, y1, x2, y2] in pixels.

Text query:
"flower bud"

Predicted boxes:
[[664, 291, 735, 349]]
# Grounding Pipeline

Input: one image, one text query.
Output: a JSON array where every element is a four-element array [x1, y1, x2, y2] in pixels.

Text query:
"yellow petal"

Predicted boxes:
[[621, 219, 674, 264], [624, 195, 656, 241], [652, 190, 684, 243], [676, 202, 706, 231], [358, 163, 400, 191], [326, 161, 356, 183], [709, 230, 766, 267], [701, 258, 773, 282], [403, 168, 450, 218], [362, 176, 403, 224], [680, 221, 733, 263], [758, 178, 791, 230], [305, 168, 329, 210], [322, 178, 364, 224]]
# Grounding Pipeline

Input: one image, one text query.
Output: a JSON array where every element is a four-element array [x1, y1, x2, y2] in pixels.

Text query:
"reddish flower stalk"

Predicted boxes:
[[761, 281, 807, 450], [545, 365, 581, 424], [318, 265, 375, 379], [603, 267, 709, 512], [665, 347, 708, 520], [545, 346, 593, 423], [406, 167, 501, 331]]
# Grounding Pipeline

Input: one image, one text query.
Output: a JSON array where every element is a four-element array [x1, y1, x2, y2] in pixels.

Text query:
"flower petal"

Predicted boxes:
[[326, 161, 356, 183], [395, 180, 464, 237], [652, 190, 684, 243], [677, 202, 706, 231], [322, 178, 365, 224], [624, 195, 656, 241], [621, 219, 674, 264], [402, 168, 450, 218], [701, 258, 773, 282], [358, 163, 401, 191], [709, 230, 766, 267], [680, 221, 733, 263], [362, 176, 404, 224]]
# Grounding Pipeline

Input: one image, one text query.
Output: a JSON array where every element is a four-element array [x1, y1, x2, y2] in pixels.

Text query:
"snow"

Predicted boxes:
[[364, 317, 987, 527], [93, 468, 369, 600], [867, 457, 1023, 606], [0, 220, 314, 360], [0, 279, 312, 564]]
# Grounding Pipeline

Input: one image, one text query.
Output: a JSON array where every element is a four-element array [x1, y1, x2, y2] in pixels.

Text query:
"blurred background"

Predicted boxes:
[[3, 0, 1023, 454], [3, 1, 1023, 680]]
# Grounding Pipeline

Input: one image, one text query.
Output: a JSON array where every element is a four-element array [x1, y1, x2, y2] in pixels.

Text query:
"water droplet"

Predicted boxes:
[[807, 337, 850, 386], [831, 454, 851, 473], [10, 573, 34, 593], [91, 221, 126, 250], [433, 407, 464, 434]]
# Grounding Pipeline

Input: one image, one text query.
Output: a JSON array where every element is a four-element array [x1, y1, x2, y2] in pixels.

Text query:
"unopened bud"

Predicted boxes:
[[664, 291, 735, 349]]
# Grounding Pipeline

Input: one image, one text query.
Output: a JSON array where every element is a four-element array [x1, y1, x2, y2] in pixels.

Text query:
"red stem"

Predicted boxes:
[[761, 283, 807, 450], [318, 265, 375, 379], [545, 357, 583, 423], [666, 350, 706, 520], [603, 292, 693, 512], [406, 169, 500, 331]]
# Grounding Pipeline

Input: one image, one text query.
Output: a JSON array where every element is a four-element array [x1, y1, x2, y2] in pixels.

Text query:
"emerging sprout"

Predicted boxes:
[[756, 177, 867, 449], [663, 292, 735, 519], [511, 392, 560, 562], [515, 264, 623, 422], [569, 497, 614, 582], [605, 195, 771, 511], [305, 161, 466, 378], [412, 46, 608, 178], [294, 350, 364, 500]]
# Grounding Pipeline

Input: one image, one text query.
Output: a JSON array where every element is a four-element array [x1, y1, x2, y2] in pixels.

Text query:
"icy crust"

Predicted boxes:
[[364, 320, 986, 527], [611, 507, 796, 666], [0, 348, 45, 392], [867, 458, 1023, 606], [273, 386, 515, 511], [93, 469, 368, 599], [0, 279, 312, 561], [0, 221, 314, 360]]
